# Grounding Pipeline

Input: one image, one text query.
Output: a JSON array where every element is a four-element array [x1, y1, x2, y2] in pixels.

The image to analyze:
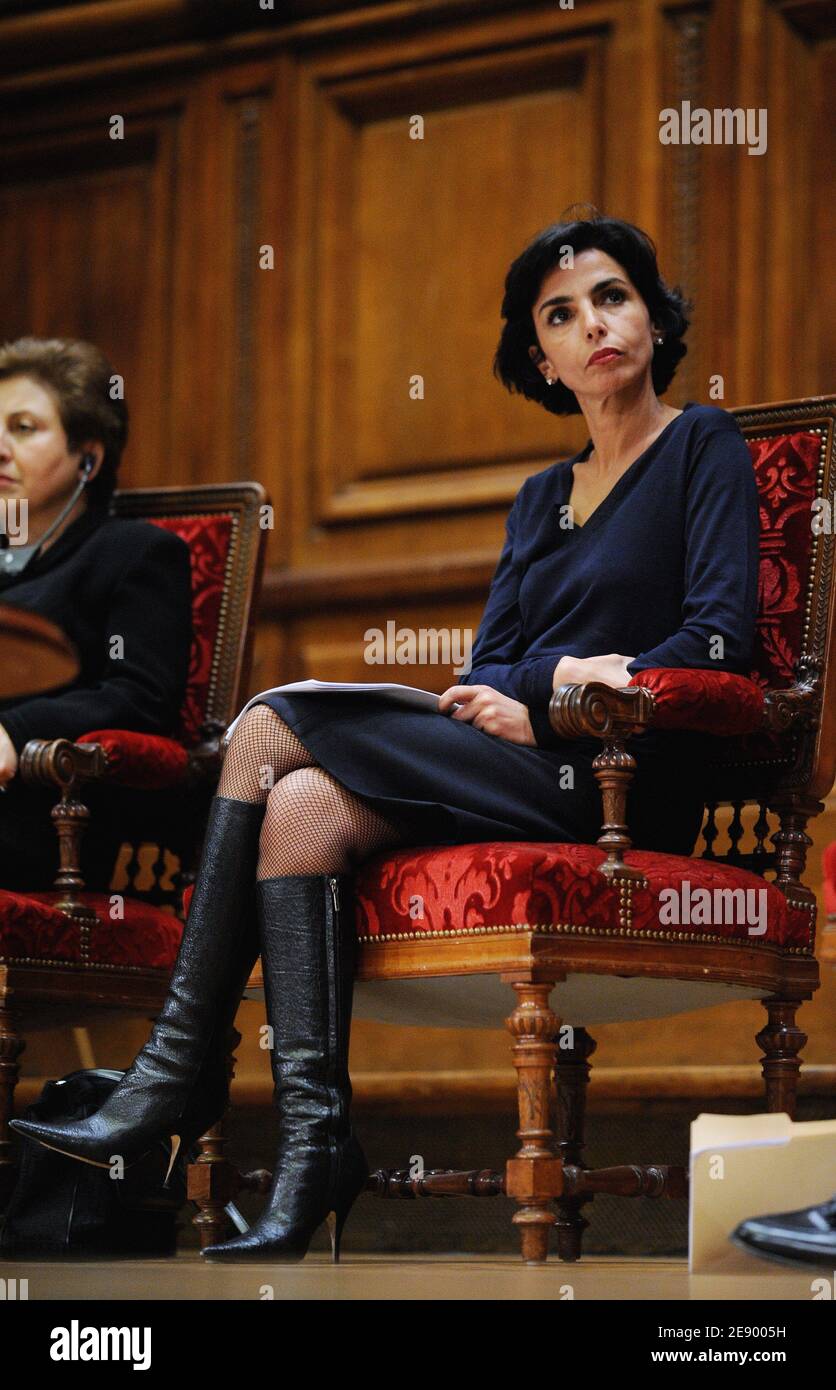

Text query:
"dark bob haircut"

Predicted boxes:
[[0, 336, 129, 509], [493, 207, 691, 416]]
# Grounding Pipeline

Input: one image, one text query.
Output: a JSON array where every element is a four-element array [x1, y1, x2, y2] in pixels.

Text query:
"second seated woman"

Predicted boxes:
[[0, 337, 193, 891], [11, 212, 760, 1262]]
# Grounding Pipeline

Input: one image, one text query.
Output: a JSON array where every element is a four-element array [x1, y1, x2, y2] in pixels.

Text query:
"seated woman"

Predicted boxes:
[[0, 337, 192, 891], [12, 212, 760, 1262]]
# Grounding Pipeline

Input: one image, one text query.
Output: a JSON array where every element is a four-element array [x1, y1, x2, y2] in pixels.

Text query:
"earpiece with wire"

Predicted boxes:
[[1, 452, 99, 578]]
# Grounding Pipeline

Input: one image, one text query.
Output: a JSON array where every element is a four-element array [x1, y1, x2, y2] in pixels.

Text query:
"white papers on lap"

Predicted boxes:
[[225, 679, 460, 740]]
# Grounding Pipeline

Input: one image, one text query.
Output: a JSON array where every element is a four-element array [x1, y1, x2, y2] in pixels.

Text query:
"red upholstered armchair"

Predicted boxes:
[[196, 396, 834, 1263], [0, 483, 267, 1206]]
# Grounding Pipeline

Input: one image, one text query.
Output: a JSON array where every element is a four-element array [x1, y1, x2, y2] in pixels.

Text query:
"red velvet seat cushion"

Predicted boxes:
[[351, 842, 814, 950], [76, 729, 190, 789], [0, 891, 182, 969]]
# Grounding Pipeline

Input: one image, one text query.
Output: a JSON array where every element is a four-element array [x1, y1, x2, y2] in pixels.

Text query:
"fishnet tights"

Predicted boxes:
[[218, 702, 411, 878]]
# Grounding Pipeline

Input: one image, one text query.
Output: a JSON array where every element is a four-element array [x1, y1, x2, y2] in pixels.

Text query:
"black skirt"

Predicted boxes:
[[253, 692, 707, 857]]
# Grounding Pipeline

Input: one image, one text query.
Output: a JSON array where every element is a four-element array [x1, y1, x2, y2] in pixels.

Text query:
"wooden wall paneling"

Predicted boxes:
[[288, 11, 618, 590], [660, 1, 712, 407], [719, 0, 833, 407], [260, 547, 497, 620], [762, 2, 820, 402], [163, 76, 234, 486], [190, 57, 295, 508], [0, 104, 182, 483], [288, 595, 486, 687], [249, 53, 298, 581], [693, 0, 740, 408], [321, 38, 605, 518], [732, 0, 769, 405], [0, 2, 545, 86], [625, 0, 668, 243], [0, 1, 228, 74], [248, 617, 293, 698], [812, 39, 836, 393]]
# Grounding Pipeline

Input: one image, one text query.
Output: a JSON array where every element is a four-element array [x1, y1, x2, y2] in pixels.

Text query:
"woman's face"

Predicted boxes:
[[0, 375, 101, 525], [529, 247, 659, 403]]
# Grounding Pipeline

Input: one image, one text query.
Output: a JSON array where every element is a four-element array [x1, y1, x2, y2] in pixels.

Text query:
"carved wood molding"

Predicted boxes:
[[297, 23, 603, 531], [663, 2, 710, 407], [0, 0, 619, 76], [261, 546, 498, 613], [320, 461, 551, 528], [229, 91, 264, 479]]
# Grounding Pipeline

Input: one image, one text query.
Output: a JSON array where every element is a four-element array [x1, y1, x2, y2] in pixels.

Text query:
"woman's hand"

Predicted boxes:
[[0, 723, 19, 788], [553, 654, 636, 691], [437, 685, 536, 746]]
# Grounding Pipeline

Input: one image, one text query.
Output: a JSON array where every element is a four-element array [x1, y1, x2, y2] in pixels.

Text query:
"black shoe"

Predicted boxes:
[[201, 872, 369, 1263], [730, 1195, 836, 1267], [10, 796, 264, 1180]]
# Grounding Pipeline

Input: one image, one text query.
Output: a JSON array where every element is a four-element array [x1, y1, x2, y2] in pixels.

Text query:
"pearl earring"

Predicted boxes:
[[654, 334, 664, 345], [545, 376, 555, 386]]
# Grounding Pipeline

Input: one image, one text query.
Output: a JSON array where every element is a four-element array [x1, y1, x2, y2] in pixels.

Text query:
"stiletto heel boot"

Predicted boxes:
[[201, 872, 369, 1262], [10, 796, 264, 1172]]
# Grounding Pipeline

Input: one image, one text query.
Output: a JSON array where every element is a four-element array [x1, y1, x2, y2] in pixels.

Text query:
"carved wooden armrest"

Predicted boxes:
[[19, 737, 110, 919], [75, 719, 226, 790], [547, 659, 822, 884], [17, 719, 227, 919]]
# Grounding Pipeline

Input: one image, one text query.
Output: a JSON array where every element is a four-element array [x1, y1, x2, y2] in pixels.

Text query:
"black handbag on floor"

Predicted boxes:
[[0, 1068, 187, 1257]]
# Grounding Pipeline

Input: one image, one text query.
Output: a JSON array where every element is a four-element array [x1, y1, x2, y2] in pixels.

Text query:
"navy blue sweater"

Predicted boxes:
[[461, 402, 760, 750]]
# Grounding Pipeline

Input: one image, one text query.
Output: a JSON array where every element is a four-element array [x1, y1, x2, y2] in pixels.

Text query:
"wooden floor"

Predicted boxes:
[[0, 1254, 824, 1300]]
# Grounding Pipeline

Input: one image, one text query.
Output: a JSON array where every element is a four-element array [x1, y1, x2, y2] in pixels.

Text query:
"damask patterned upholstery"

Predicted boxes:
[[350, 841, 814, 949], [624, 667, 765, 734], [180, 840, 814, 951], [623, 430, 824, 784], [144, 513, 234, 747], [0, 890, 181, 969], [745, 430, 820, 690], [73, 512, 235, 784]]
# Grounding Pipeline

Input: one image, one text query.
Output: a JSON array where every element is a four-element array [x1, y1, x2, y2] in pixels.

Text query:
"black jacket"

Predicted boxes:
[[0, 507, 192, 755]]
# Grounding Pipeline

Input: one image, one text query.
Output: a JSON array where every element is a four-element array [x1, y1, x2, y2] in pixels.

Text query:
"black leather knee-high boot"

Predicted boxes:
[[201, 872, 369, 1262], [10, 796, 264, 1179]]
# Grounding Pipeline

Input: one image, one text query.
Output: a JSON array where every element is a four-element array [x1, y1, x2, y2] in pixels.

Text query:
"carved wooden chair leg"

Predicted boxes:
[[188, 1119, 238, 1248], [553, 1025, 597, 1262], [756, 997, 807, 1118], [186, 1023, 241, 1249], [0, 1003, 26, 1211], [504, 979, 563, 1263]]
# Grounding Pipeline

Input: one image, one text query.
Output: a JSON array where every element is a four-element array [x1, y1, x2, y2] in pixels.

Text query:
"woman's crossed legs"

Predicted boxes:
[[217, 702, 411, 878]]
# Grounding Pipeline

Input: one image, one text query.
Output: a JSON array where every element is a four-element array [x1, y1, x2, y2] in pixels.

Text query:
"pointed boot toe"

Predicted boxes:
[[7, 796, 264, 1175], [201, 1228, 308, 1263], [9, 1115, 134, 1169]]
